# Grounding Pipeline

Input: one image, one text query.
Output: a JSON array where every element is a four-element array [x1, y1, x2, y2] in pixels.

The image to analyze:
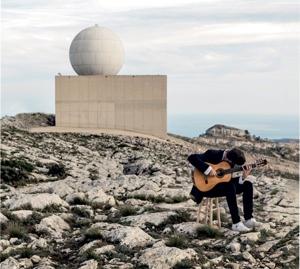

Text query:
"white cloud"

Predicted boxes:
[[1, 0, 299, 117]]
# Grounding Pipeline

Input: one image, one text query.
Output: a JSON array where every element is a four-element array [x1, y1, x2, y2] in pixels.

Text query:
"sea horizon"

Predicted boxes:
[[168, 113, 299, 140]]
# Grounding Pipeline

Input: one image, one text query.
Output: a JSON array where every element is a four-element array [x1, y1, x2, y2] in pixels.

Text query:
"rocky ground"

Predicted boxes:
[[0, 113, 299, 269]]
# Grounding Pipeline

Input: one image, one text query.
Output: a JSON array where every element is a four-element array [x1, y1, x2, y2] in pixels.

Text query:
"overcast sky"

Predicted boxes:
[[2, 0, 299, 117]]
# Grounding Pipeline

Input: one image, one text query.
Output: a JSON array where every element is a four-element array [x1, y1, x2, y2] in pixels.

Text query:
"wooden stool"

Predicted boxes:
[[196, 197, 221, 228]]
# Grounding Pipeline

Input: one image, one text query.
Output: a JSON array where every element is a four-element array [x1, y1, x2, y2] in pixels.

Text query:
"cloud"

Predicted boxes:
[[1, 0, 299, 116]]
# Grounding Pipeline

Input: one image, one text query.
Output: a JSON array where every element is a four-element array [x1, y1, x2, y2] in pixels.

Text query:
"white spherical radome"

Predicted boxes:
[[69, 25, 124, 75]]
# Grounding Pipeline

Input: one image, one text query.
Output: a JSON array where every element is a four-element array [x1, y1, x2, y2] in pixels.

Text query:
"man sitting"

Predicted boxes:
[[188, 148, 261, 232]]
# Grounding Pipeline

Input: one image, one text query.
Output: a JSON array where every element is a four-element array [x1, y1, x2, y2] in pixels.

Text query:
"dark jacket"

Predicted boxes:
[[187, 149, 230, 173]]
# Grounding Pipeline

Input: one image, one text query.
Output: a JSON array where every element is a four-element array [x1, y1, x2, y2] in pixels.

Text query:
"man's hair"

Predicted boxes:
[[227, 148, 246, 165]]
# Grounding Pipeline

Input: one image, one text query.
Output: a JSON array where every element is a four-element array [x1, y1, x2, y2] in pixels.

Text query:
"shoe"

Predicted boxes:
[[244, 218, 262, 229], [232, 221, 251, 232]]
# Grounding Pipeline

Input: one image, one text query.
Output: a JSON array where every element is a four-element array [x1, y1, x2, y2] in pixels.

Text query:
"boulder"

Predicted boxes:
[[0, 257, 19, 269], [173, 222, 202, 237], [0, 212, 9, 224], [79, 260, 98, 269], [123, 159, 152, 175], [91, 222, 155, 250], [28, 238, 48, 249], [65, 192, 86, 204], [120, 211, 177, 228], [93, 245, 115, 255], [11, 210, 33, 220], [229, 242, 241, 253], [257, 240, 279, 252], [86, 188, 115, 206], [79, 240, 102, 255], [139, 245, 197, 269], [240, 232, 260, 243], [18, 258, 33, 269], [35, 215, 70, 238], [3, 193, 68, 210], [242, 251, 256, 264]]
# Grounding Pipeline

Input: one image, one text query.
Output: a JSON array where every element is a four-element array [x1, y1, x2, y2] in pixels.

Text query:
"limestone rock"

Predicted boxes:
[[210, 255, 223, 265], [86, 188, 115, 206], [120, 211, 176, 228], [0, 257, 19, 269], [18, 258, 33, 269], [31, 255, 41, 263], [0, 240, 10, 252], [79, 240, 102, 255], [0, 212, 8, 225], [123, 159, 152, 175], [3, 193, 68, 210], [242, 251, 256, 264], [173, 222, 202, 237], [226, 263, 240, 269], [257, 240, 279, 252], [11, 210, 33, 220], [79, 259, 98, 269], [35, 215, 70, 238], [139, 245, 197, 269], [93, 223, 155, 249], [107, 226, 154, 249], [93, 245, 115, 255], [48, 181, 74, 198], [229, 242, 241, 253], [65, 192, 86, 204], [28, 238, 48, 249], [240, 232, 260, 243]]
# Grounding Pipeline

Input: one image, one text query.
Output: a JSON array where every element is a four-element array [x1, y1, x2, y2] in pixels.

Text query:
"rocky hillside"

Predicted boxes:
[[0, 113, 298, 269]]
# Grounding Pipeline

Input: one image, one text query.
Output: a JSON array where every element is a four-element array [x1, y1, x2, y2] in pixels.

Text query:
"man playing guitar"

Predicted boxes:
[[188, 148, 262, 232]]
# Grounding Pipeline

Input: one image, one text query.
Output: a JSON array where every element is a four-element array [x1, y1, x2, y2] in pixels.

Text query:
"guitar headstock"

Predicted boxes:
[[255, 158, 268, 166]]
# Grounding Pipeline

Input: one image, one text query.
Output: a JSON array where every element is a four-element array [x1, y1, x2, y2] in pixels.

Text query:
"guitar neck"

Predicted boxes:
[[225, 163, 259, 174]]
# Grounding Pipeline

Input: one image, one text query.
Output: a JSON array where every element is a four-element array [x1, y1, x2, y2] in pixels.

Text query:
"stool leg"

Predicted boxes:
[[216, 198, 221, 228], [197, 201, 202, 223], [209, 198, 213, 226]]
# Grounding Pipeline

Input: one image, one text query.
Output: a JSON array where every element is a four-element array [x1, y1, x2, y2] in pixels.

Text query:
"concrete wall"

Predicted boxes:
[[55, 75, 167, 137]]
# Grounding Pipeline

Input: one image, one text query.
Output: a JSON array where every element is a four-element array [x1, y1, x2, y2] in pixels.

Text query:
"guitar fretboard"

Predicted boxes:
[[223, 162, 265, 175]]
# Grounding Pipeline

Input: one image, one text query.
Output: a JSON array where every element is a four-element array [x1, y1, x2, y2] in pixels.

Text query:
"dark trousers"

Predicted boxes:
[[190, 179, 253, 224]]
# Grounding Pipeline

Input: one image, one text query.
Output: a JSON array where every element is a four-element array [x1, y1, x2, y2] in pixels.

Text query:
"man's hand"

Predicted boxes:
[[242, 165, 252, 178], [209, 169, 217, 177]]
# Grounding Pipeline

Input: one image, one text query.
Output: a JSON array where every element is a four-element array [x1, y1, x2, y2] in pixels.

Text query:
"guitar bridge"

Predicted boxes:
[[204, 175, 208, 184]]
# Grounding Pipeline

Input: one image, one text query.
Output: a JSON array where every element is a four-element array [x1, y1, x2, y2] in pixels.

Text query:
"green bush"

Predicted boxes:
[[196, 225, 223, 238], [71, 207, 91, 218], [119, 205, 138, 216], [173, 259, 194, 269], [84, 227, 103, 241], [164, 211, 191, 225], [69, 197, 90, 205], [47, 163, 66, 178], [165, 234, 189, 249], [0, 247, 33, 262], [1, 158, 34, 186], [4, 222, 28, 239]]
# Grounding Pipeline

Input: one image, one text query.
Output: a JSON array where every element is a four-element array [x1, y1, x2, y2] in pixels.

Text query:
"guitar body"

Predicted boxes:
[[193, 161, 232, 192]]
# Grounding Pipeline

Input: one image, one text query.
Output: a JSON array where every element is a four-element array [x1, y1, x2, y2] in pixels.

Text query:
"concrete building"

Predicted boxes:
[[55, 26, 167, 138], [56, 75, 167, 137]]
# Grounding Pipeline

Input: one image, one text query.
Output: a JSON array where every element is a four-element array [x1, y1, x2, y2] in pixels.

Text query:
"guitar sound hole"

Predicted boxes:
[[216, 169, 224, 178]]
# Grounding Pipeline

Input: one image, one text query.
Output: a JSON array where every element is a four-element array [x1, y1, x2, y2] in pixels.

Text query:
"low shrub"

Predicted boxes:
[[165, 234, 189, 249], [119, 205, 138, 217], [84, 227, 103, 241], [47, 163, 66, 178], [4, 222, 28, 239], [1, 158, 35, 186], [196, 225, 223, 238]]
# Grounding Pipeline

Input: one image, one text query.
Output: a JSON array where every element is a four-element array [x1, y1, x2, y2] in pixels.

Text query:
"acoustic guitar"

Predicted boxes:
[[192, 159, 268, 192]]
